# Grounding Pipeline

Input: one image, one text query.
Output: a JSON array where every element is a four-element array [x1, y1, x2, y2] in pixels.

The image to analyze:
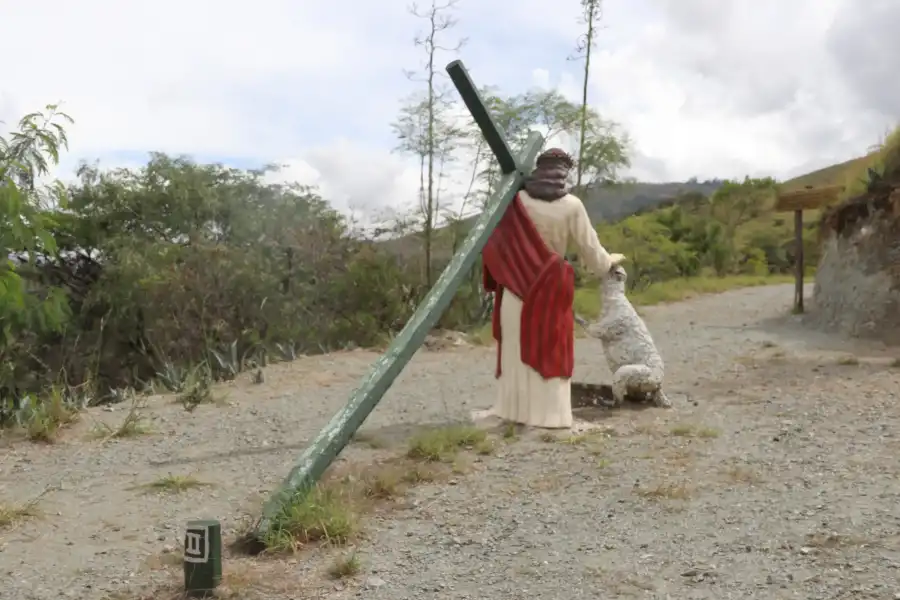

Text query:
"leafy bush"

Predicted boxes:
[[590, 176, 809, 289], [2, 124, 487, 420]]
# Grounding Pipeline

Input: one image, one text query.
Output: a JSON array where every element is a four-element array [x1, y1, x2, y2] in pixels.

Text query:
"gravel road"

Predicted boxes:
[[2, 283, 900, 600]]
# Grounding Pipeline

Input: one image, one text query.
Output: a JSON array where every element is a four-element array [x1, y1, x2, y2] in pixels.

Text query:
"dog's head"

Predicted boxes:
[[605, 263, 628, 284]]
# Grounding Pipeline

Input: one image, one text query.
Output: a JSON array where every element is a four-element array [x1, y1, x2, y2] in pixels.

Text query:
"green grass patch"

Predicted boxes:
[[140, 474, 209, 494], [407, 425, 487, 462], [263, 486, 359, 551], [575, 273, 794, 319], [669, 424, 721, 439]]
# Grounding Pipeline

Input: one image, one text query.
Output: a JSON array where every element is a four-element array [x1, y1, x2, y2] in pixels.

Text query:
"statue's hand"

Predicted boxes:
[[609, 253, 627, 265]]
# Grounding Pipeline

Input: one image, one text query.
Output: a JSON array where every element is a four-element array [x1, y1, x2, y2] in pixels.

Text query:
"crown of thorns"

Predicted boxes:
[[536, 148, 574, 168]]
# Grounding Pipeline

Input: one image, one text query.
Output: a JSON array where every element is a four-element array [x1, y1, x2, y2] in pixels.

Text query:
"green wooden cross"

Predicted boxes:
[[254, 59, 545, 540]]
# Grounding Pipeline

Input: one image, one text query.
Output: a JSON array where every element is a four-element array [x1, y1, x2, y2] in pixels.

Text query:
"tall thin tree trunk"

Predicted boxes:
[[424, 10, 438, 288], [575, 0, 598, 192]]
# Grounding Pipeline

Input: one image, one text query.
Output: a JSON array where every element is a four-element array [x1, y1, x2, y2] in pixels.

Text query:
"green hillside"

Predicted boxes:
[[778, 155, 871, 192]]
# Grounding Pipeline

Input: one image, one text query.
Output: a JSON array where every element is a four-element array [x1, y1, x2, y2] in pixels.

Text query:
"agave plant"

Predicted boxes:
[[156, 361, 188, 393], [106, 387, 136, 405], [209, 340, 240, 381], [178, 362, 214, 412], [274, 342, 298, 362]]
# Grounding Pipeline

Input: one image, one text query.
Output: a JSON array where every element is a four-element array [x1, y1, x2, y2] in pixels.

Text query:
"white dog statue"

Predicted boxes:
[[589, 264, 672, 408]]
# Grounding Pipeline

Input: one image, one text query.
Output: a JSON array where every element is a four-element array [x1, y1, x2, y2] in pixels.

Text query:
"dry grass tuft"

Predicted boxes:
[[635, 482, 692, 500], [474, 438, 496, 455], [723, 465, 764, 484], [351, 431, 390, 449], [836, 354, 860, 366], [669, 424, 720, 439], [140, 474, 210, 494], [0, 498, 41, 529], [90, 401, 151, 441], [407, 425, 487, 462], [804, 532, 878, 549], [501, 422, 521, 441], [327, 551, 361, 579], [263, 484, 360, 552]]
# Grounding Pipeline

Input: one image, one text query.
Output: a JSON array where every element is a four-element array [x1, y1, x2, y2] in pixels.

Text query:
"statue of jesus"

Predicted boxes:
[[481, 148, 626, 429]]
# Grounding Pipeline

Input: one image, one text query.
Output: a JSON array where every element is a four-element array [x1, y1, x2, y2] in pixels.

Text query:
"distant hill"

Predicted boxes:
[[778, 155, 871, 192], [581, 179, 723, 223]]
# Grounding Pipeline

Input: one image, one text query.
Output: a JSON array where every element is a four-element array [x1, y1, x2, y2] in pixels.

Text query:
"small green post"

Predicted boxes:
[[183, 519, 222, 597]]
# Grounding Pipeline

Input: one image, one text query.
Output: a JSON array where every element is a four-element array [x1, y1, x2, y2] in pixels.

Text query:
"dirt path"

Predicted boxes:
[[3, 284, 900, 600]]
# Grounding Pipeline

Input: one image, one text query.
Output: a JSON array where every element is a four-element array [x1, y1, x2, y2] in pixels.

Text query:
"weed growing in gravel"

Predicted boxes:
[[351, 431, 390, 449], [177, 363, 216, 412], [804, 532, 878, 549], [632, 423, 661, 436], [836, 354, 860, 366], [561, 433, 590, 445], [327, 551, 361, 579], [669, 424, 694, 436], [724, 466, 763, 484], [18, 387, 80, 443], [401, 461, 442, 484], [669, 424, 720, 438], [90, 401, 150, 440], [264, 486, 359, 552], [501, 422, 520, 440], [474, 438, 496, 455], [141, 474, 210, 494], [358, 463, 414, 499], [0, 499, 40, 529], [406, 425, 487, 462], [635, 482, 692, 500]]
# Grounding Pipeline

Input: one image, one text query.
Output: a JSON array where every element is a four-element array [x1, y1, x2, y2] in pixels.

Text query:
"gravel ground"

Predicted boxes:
[[2, 283, 900, 600]]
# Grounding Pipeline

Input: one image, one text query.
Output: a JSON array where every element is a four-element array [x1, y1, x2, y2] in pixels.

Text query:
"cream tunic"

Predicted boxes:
[[490, 190, 616, 429]]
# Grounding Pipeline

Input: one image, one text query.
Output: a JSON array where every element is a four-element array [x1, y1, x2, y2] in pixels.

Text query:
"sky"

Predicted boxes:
[[1, 0, 897, 219]]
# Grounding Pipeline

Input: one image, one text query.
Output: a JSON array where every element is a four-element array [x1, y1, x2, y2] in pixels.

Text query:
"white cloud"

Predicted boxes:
[[2, 0, 895, 221], [268, 139, 421, 216]]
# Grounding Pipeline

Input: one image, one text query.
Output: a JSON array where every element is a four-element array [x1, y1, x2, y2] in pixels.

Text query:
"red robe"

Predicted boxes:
[[482, 193, 575, 380]]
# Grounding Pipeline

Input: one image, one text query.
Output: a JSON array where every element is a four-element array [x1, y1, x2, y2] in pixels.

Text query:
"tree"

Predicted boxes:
[[597, 214, 695, 289], [570, 0, 604, 191], [472, 89, 630, 203], [1, 106, 73, 402], [705, 177, 777, 273], [393, 0, 466, 288]]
